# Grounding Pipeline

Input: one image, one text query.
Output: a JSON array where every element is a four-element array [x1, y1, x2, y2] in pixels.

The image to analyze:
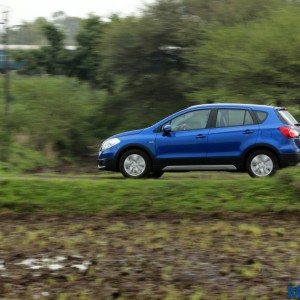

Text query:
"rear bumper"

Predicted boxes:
[[280, 153, 300, 167]]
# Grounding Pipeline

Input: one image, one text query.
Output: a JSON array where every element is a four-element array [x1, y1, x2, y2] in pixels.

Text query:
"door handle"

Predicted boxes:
[[243, 130, 254, 135], [196, 134, 206, 139]]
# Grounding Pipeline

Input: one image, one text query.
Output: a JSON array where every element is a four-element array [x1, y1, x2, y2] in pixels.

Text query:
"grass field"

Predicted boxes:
[[0, 168, 299, 299], [0, 167, 299, 214]]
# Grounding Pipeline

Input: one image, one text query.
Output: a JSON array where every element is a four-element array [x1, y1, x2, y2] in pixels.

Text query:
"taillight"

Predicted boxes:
[[279, 126, 299, 138]]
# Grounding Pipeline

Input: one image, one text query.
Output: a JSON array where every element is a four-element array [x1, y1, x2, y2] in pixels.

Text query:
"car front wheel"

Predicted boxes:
[[120, 149, 151, 179], [246, 150, 278, 178]]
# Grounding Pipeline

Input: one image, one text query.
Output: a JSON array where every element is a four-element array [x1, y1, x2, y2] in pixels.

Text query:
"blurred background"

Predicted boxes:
[[0, 0, 299, 172]]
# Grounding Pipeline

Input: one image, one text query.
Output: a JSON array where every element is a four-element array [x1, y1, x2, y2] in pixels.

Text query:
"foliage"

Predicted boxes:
[[2, 0, 300, 169], [11, 23, 70, 76], [0, 75, 105, 171], [51, 11, 82, 45], [11, 50, 46, 75], [6, 143, 55, 173], [40, 22, 68, 75], [98, 0, 298, 133], [186, 5, 300, 107], [72, 15, 106, 89], [99, 3, 202, 131]]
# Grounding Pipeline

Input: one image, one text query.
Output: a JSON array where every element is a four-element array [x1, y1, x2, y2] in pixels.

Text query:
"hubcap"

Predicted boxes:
[[124, 154, 146, 177], [250, 154, 273, 177]]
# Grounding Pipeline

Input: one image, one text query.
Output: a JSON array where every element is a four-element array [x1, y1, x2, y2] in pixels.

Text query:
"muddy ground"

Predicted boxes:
[[0, 213, 299, 299]]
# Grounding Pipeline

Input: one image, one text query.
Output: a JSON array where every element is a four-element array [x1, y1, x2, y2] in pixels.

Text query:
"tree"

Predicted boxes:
[[52, 11, 82, 45], [99, 1, 205, 131], [211, 0, 279, 26], [185, 5, 300, 112], [72, 15, 105, 89], [41, 22, 66, 75]]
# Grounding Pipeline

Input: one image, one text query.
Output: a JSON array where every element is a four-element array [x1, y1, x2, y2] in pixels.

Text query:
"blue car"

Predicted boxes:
[[98, 103, 300, 178]]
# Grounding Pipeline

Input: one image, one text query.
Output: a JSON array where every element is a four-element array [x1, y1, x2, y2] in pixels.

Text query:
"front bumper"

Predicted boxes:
[[280, 152, 300, 167], [98, 158, 116, 171], [97, 148, 118, 171]]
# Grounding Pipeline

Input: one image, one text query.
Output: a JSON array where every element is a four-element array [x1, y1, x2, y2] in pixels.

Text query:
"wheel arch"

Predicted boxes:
[[242, 144, 281, 169], [116, 144, 154, 172]]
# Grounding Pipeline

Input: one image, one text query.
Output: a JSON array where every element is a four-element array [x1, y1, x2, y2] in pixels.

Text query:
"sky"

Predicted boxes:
[[0, 0, 156, 25]]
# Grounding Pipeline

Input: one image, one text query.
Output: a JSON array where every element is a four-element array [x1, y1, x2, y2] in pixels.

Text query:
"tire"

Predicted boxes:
[[119, 149, 151, 179], [246, 150, 278, 178], [148, 171, 164, 179]]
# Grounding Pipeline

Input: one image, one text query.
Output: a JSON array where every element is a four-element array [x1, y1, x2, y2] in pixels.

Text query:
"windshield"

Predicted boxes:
[[278, 110, 299, 126]]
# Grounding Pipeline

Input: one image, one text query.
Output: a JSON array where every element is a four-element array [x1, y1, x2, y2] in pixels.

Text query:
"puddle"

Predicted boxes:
[[17, 256, 66, 271], [71, 260, 91, 272], [48, 263, 64, 271], [16, 256, 90, 273], [70, 254, 84, 259], [0, 260, 6, 271], [17, 258, 43, 270]]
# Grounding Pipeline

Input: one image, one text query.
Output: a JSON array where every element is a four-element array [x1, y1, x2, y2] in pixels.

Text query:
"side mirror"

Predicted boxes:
[[163, 124, 172, 134]]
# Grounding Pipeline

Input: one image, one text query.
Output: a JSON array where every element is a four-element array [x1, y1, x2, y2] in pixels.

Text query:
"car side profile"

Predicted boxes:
[[98, 103, 300, 178]]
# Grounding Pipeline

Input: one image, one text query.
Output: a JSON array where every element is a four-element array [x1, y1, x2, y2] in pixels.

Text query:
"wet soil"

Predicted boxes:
[[0, 213, 299, 299]]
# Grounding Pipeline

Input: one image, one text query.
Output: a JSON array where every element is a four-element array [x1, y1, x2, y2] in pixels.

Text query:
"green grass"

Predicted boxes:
[[0, 168, 299, 214]]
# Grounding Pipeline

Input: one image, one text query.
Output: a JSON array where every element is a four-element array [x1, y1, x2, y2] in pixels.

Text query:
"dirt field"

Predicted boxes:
[[0, 213, 299, 299]]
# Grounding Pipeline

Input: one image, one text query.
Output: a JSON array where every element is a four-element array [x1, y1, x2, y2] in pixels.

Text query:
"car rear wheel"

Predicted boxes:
[[120, 149, 151, 178], [246, 150, 278, 177]]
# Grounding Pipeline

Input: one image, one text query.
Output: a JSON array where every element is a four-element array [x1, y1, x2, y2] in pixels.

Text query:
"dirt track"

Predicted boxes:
[[0, 213, 299, 299]]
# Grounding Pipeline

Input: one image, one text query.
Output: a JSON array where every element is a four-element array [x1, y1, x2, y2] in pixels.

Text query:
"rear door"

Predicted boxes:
[[207, 108, 259, 167]]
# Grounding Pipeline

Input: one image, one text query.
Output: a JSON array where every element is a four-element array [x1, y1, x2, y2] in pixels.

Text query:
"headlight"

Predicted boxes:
[[101, 138, 120, 151]]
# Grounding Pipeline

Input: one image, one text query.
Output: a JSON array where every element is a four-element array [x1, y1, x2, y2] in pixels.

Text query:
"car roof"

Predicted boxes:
[[189, 103, 279, 110]]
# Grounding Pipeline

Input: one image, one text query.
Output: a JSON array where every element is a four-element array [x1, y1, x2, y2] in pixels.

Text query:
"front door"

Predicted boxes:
[[155, 109, 212, 168]]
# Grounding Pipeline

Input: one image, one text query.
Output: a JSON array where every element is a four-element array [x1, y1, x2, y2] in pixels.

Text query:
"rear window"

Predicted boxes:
[[216, 109, 254, 127], [277, 110, 298, 126], [254, 111, 268, 124]]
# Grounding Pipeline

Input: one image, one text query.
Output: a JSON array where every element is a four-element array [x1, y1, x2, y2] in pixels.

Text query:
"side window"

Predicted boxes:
[[255, 111, 268, 124], [244, 111, 254, 125], [216, 109, 254, 127], [167, 109, 211, 131]]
